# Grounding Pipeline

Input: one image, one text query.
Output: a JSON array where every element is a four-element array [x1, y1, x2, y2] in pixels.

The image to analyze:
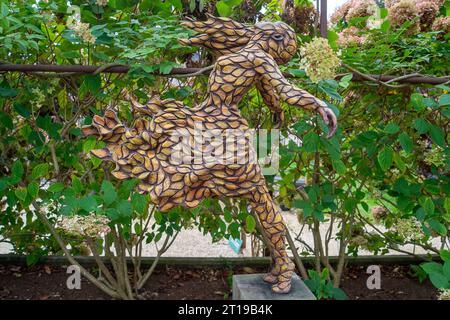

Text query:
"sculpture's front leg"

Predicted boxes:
[[247, 186, 295, 294]]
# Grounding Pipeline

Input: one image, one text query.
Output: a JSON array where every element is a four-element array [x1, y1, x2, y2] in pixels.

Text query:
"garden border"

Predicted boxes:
[[0, 254, 440, 268]]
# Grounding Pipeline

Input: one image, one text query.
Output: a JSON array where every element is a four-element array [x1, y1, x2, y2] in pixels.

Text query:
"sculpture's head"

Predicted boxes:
[[179, 14, 297, 65], [249, 21, 297, 65]]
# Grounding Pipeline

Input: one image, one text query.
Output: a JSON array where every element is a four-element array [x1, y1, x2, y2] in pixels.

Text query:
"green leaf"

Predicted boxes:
[[377, 146, 393, 171], [331, 159, 346, 174], [429, 272, 449, 289], [0, 112, 13, 129], [410, 93, 424, 110], [216, 1, 231, 16], [224, 208, 232, 223], [0, 86, 18, 97], [429, 125, 446, 147], [293, 200, 313, 217], [71, 175, 83, 194], [428, 219, 447, 236], [331, 287, 348, 300], [155, 211, 163, 224], [101, 180, 117, 206], [79, 196, 97, 212], [413, 118, 429, 134], [131, 193, 147, 213], [15, 187, 27, 201], [338, 73, 353, 88], [117, 200, 132, 217], [13, 103, 31, 118], [27, 181, 39, 199], [168, 0, 182, 10], [303, 132, 320, 153], [439, 94, 450, 106], [393, 153, 406, 173], [12, 161, 24, 178], [30, 163, 49, 180], [421, 197, 435, 215], [421, 262, 443, 274], [134, 222, 142, 235], [83, 137, 97, 153], [380, 19, 390, 32], [80, 75, 101, 97], [158, 61, 175, 75], [443, 261, 450, 281], [440, 250, 450, 262], [384, 123, 400, 134], [327, 30, 339, 50], [398, 132, 413, 153], [245, 215, 256, 233], [48, 182, 64, 193]]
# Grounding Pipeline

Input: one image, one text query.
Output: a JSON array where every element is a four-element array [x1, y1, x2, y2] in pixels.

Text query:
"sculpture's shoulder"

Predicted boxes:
[[215, 51, 256, 70]]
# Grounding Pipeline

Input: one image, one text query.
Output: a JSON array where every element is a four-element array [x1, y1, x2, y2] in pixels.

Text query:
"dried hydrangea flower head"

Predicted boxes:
[[416, 0, 440, 31], [392, 217, 425, 242], [384, 0, 402, 8], [438, 289, 450, 300], [337, 26, 367, 47], [432, 16, 450, 37], [66, 16, 96, 44], [330, 0, 377, 25], [388, 0, 420, 34], [96, 0, 108, 6], [281, 2, 318, 35], [58, 214, 111, 238], [349, 235, 369, 248], [371, 205, 388, 222], [300, 38, 340, 83], [386, 0, 444, 8], [346, 0, 378, 22], [330, 0, 355, 25]]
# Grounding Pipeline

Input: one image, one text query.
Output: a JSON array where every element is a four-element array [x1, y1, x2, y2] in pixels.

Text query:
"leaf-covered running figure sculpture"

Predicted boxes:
[[82, 15, 337, 293]]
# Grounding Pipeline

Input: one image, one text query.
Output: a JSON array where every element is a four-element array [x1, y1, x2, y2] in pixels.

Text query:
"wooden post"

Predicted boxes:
[[320, 0, 327, 38]]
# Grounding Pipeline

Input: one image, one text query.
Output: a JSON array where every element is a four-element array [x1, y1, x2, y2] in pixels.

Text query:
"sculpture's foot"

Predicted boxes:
[[270, 260, 295, 294], [271, 281, 292, 294], [262, 273, 278, 284]]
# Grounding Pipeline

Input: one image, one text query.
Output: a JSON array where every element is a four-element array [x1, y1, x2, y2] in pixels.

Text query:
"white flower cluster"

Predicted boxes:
[[438, 289, 450, 300], [349, 235, 369, 248], [67, 18, 96, 44], [337, 26, 367, 47], [31, 88, 46, 109], [58, 214, 111, 238], [299, 38, 340, 84], [392, 217, 424, 242], [96, 0, 108, 6]]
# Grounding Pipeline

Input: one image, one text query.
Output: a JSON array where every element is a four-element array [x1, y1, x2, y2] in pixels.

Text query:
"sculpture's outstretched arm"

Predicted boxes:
[[255, 79, 285, 128], [254, 52, 338, 137]]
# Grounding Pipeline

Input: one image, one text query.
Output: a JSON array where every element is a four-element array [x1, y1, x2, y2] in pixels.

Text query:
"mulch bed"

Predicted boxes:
[[0, 264, 438, 300]]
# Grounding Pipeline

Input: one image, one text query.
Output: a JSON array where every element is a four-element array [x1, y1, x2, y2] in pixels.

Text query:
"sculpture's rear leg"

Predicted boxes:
[[247, 186, 295, 294]]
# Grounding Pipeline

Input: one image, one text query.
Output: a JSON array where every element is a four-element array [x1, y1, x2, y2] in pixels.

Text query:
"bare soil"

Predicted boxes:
[[0, 264, 438, 300]]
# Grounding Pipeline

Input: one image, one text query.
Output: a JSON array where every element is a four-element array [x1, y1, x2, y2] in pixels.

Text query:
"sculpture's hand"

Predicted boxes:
[[272, 110, 284, 129], [317, 106, 337, 138]]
